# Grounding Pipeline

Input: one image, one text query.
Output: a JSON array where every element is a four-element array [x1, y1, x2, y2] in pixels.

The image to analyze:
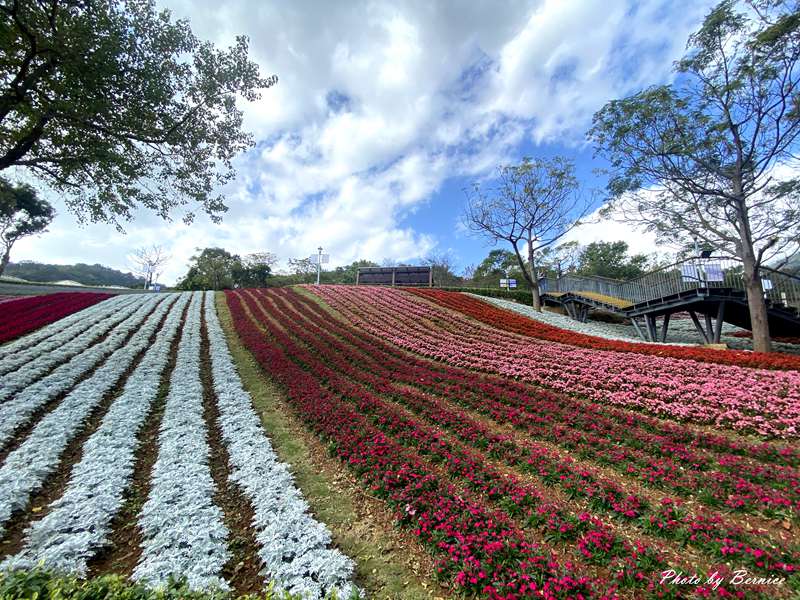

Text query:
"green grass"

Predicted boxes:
[[214, 293, 442, 600], [0, 569, 338, 600]]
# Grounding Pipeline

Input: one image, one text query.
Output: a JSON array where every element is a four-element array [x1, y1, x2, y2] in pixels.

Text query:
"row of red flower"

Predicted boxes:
[[731, 331, 800, 344], [308, 287, 799, 487], [0, 292, 111, 343], [266, 288, 799, 582], [409, 289, 800, 371], [314, 286, 800, 439], [290, 288, 799, 517], [225, 289, 616, 599], [317, 288, 799, 471], [239, 288, 794, 598], [246, 290, 680, 591]]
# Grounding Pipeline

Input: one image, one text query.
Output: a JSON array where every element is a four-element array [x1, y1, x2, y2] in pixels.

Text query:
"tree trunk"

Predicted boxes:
[[732, 177, 772, 353], [528, 233, 542, 311], [741, 250, 772, 353], [0, 246, 10, 276]]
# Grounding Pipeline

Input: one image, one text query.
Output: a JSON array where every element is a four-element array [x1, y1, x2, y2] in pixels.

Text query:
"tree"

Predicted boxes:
[[288, 257, 316, 277], [234, 252, 275, 287], [589, 0, 800, 352], [5, 260, 144, 287], [473, 249, 519, 280], [178, 247, 239, 290], [0, 0, 277, 227], [328, 259, 379, 284], [422, 252, 461, 287], [130, 244, 170, 289], [461, 264, 477, 280], [576, 241, 650, 280], [0, 177, 54, 275], [537, 241, 581, 279], [464, 156, 591, 309]]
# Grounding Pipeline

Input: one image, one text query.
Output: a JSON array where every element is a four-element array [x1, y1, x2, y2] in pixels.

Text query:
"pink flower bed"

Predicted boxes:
[[310, 285, 800, 439]]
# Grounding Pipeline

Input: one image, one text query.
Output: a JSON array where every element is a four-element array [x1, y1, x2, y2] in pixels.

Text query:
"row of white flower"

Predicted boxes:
[[0, 294, 137, 376], [2, 292, 191, 574], [203, 292, 358, 599], [0, 294, 168, 448], [0, 294, 148, 401], [1, 291, 357, 596], [133, 292, 230, 591], [0, 293, 179, 537], [0, 294, 127, 361]]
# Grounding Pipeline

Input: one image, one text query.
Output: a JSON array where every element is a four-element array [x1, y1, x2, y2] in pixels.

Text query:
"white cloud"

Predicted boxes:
[[13, 0, 713, 283], [563, 205, 662, 257]]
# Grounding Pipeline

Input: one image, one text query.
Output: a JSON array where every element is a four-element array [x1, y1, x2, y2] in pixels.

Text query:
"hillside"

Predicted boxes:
[[1, 286, 798, 598], [4, 261, 145, 288]]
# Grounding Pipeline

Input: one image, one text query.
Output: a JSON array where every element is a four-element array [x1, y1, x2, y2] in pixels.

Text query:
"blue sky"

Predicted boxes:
[[15, 0, 715, 283]]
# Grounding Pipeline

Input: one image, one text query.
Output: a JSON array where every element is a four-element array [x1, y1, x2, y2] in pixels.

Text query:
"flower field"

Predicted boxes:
[[409, 289, 800, 370], [314, 286, 800, 438], [224, 285, 800, 599], [2, 284, 799, 599], [0, 292, 357, 599], [0, 292, 112, 344]]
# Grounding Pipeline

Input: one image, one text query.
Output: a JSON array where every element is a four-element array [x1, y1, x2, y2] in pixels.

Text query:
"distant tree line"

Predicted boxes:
[[4, 261, 144, 288], [176, 250, 387, 290], [457, 241, 656, 290]]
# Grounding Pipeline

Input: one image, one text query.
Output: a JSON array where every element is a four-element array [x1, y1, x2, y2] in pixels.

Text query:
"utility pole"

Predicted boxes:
[[316, 246, 322, 285]]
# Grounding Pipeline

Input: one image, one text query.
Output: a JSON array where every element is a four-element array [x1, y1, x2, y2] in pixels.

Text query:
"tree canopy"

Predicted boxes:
[[472, 249, 519, 280], [4, 260, 144, 287], [0, 176, 54, 274], [576, 241, 650, 280], [0, 0, 276, 226], [464, 156, 590, 309], [177, 248, 274, 290], [588, 0, 800, 352]]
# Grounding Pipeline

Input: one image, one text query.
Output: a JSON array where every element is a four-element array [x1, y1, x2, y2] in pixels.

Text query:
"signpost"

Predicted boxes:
[[705, 263, 723, 283], [500, 278, 517, 289], [310, 247, 329, 285]]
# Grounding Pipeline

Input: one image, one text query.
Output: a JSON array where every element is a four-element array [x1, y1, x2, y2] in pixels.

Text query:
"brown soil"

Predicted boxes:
[[257, 297, 675, 588], [257, 290, 636, 592], [220, 292, 450, 599], [263, 391, 453, 599], [199, 300, 265, 595], [0, 300, 163, 464], [0, 300, 176, 562], [286, 288, 798, 596], [87, 299, 189, 578]]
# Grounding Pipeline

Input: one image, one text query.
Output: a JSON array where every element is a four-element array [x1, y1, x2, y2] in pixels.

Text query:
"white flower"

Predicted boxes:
[[133, 292, 230, 591], [2, 292, 191, 574], [0, 293, 178, 536], [0, 294, 137, 376], [204, 292, 358, 599]]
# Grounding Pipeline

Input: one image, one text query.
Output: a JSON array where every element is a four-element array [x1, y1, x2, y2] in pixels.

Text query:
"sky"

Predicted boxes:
[[14, 0, 715, 284]]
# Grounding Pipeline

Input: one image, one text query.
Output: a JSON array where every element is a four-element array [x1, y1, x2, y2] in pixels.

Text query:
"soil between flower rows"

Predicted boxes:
[[224, 286, 800, 599], [2, 286, 798, 599]]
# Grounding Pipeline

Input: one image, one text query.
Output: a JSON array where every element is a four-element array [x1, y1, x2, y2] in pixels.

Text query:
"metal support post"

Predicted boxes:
[[688, 310, 709, 343], [661, 313, 671, 343], [645, 314, 658, 341], [630, 317, 646, 340], [714, 301, 726, 343], [316, 247, 322, 285], [704, 312, 714, 342]]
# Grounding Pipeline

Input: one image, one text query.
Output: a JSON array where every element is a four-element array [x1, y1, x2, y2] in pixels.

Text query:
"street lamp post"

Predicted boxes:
[[316, 246, 323, 285]]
